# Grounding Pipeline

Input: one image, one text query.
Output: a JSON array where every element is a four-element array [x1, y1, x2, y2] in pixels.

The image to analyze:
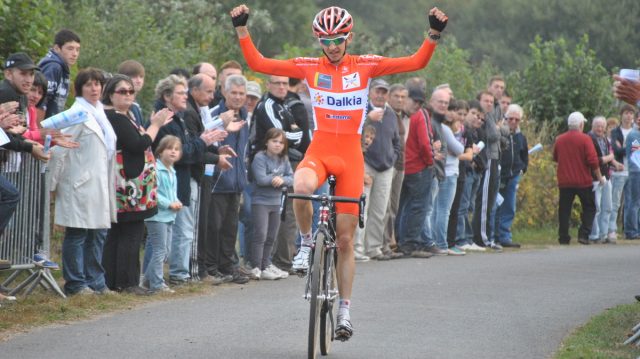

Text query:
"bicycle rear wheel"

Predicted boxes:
[[308, 235, 325, 359], [320, 248, 337, 355]]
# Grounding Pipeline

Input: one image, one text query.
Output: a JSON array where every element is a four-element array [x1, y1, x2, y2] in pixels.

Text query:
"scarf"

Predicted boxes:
[[74, 97, 117, 158]]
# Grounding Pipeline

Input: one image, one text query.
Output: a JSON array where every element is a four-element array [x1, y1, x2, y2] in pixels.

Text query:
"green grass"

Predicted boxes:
[[555, 303, 640, 359]]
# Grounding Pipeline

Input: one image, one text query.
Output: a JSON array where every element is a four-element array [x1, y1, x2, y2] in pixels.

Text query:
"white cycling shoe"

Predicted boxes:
[[292, 246, 311, 271]]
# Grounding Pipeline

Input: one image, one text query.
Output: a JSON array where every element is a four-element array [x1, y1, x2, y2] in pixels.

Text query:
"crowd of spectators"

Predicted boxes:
[[1, 28, 638, 301]]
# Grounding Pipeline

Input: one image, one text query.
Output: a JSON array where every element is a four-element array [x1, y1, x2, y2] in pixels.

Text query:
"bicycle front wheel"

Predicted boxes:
[[308, 235, 325, 359], [320, 247, 337, 355]]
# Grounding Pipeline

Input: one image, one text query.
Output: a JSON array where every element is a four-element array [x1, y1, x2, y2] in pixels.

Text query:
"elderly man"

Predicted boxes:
[[183, 73, 241, 283], [495, 104, 528, 248], [206, 74, 251, 284], [587, 116, 621, 243], [354, 79, 401, 261], [553, 112, 604, 245]]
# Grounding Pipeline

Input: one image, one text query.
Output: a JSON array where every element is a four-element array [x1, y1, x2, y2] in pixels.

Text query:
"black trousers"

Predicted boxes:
[[447, 174, 466, 248], [204, 193, 240, 275], [558, 187, 596, 243], [473, 159, 499, 246], [103, 220, 145, 290], [195, 177, 212, 277]]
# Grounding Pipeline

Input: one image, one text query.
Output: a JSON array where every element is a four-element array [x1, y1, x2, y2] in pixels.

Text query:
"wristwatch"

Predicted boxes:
[[428, 31, 441, 41]]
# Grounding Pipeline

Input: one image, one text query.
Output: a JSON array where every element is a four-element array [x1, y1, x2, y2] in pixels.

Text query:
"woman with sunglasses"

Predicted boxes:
[[101, 74, 173, 295], [230, 4, 448, 341]]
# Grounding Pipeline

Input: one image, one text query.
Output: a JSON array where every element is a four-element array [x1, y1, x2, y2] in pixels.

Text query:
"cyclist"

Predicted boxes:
[[230, 4, 448, 341]]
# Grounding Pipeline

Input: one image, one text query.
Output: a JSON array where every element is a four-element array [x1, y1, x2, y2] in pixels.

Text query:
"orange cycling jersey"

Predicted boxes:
[[239, 35, 436, 135], [239, 35, 437, 214]]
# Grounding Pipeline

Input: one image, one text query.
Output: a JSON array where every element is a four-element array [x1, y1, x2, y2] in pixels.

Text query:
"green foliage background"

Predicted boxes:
[[0, 0, 636, 230]]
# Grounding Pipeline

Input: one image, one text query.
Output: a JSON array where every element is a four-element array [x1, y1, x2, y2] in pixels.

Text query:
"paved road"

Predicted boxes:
[[1, 245, 638, 359]]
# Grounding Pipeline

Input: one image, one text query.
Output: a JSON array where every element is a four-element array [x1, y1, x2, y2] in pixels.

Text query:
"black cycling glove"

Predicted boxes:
[[429, 14, 448, 32], [232, 12, 249, 27]]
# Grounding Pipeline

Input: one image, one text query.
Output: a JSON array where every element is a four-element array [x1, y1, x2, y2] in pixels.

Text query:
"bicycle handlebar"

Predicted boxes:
[[280, 188, 366, 228]]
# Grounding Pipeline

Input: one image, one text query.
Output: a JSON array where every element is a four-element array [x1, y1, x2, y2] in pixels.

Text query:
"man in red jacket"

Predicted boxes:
[[395, 88, 436, 258], [553, 112, 605, 245]]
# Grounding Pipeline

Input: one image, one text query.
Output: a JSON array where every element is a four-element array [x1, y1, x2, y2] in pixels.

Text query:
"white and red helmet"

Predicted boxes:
[[312, 6, 354, 37]]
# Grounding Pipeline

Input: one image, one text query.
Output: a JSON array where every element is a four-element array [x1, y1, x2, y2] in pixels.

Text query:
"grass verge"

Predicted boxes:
[[555, 303, 640, 359], [0, 272, 215, 338]]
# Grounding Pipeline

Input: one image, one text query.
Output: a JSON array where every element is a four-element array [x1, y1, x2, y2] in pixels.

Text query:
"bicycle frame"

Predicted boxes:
[[280, 175, 365, 359]]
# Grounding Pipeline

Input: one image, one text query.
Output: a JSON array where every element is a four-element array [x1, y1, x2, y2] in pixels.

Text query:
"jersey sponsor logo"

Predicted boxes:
[[342, 72, 360, 90], [309, 87, 369, 111], [314, 72, 332, 90], [313, 93, 324, 105]]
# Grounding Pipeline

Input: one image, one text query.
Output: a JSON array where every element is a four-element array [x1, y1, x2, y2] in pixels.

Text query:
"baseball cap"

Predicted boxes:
[[567, 112, 587, 127], [370, 79, 390, 91], [246, 81, 262, 98], [4, 52, 40, 71], [408, 88, 426, 103]]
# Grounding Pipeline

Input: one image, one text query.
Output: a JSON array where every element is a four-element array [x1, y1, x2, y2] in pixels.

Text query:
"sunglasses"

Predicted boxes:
[[114, 89, 135, 96], [318, 34, 349, 47]]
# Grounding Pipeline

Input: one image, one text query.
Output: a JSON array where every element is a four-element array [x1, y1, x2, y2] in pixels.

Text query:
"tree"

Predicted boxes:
[[0, 0, 59, 62], [511, 35, 615, 140]]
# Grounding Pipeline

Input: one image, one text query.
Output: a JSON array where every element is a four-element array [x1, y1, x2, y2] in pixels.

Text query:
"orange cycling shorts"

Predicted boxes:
[[297, 131, 364, 215]]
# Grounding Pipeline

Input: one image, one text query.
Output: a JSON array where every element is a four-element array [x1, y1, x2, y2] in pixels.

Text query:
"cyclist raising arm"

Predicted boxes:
[[230, 3, 448, 341]]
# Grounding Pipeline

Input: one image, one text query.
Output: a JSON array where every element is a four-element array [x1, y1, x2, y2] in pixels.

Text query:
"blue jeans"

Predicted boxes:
[[0, 174, 20, 234], [608, 174, 627, 234], [62, 227, 107, 294], [456, 171, 479, 246], [420, 174, 439, 246], [143, 221, 172, 290], [170, 180, 197, 281], [430, 174, 458, 249], [495, 174, 521, 244], [590, 179, 612, 241], [624, 172, 640, 238], [395, 167, 434, 252]]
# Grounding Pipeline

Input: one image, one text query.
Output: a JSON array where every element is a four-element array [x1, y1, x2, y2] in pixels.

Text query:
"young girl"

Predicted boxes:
[[249, 128, 293, 280], [143, 135, 183, 293]]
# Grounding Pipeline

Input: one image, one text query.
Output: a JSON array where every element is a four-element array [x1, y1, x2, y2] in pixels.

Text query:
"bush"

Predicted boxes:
[[511, 35, 615, 140], [514, 118, 584, 231]]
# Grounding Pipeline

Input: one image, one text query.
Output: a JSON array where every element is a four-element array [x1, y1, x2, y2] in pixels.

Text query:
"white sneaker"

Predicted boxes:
[[260, 266, 281, 280], [267, 264, 289, 279], [354, 254, 370, 262], [467, 243, 487, 252], [248, 267, 261, 280], [292, 246, 312, 271], [458, 243, 473, 250]]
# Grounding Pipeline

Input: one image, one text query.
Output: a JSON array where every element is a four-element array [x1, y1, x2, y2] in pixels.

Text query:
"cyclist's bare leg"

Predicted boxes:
[[335, 213, 358, 300], [293, 168, 318, 234]]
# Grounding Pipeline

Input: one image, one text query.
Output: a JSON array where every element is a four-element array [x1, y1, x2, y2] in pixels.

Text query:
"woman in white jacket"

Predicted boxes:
[[49, 68, 117, 296]]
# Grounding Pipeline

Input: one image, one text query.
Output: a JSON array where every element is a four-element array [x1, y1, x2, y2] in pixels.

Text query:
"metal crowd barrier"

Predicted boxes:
[[0, 151, 65, 298]]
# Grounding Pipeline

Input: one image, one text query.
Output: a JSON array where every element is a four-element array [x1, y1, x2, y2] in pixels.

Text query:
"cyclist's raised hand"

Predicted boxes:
[[428, 7, 448, 34], [231, 5, 250, 37]]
